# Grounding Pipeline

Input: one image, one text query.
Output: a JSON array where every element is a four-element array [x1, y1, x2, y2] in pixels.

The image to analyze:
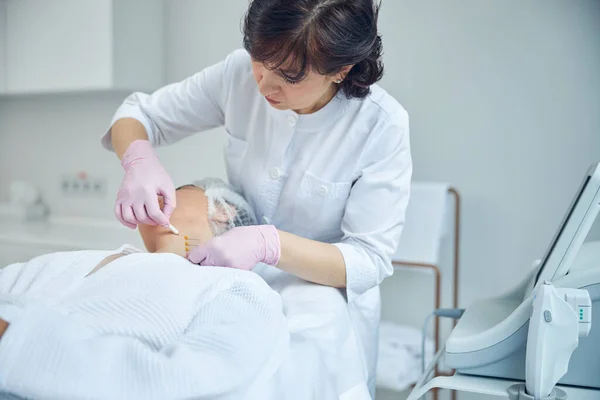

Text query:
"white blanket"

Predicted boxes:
[[0, 245, 298, 400]]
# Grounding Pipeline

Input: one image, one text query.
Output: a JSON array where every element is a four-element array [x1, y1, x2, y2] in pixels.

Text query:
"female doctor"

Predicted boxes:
[[102, 0, 411, 395]]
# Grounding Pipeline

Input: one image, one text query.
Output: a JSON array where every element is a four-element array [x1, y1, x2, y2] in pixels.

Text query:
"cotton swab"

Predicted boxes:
[[168, 224, 180, 235]]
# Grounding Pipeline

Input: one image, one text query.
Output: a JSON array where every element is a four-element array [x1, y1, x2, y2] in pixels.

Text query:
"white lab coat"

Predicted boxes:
[[102, 48, 412, 396]]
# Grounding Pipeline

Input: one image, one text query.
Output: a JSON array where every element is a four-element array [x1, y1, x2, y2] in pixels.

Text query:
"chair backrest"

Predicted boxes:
[[392, 182, 452, 265]]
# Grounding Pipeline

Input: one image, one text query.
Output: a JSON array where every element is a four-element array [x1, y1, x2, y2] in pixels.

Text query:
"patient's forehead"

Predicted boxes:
[[176, 185, 206, 203], [176, 184, 199, 191], [158, 185, 205, 208], [176, 185, 205, 194]]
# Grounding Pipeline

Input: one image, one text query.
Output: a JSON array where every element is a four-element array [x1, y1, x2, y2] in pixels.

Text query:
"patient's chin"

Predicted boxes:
[[152, 238, 187, 257], [138, 224, 181, 254]]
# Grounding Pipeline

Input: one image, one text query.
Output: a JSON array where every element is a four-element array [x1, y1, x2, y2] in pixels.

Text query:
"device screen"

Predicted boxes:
[[534, 175, 591, 285]]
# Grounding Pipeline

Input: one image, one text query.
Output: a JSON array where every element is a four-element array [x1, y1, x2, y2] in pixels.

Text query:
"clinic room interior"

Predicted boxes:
[[0, 1, 600, 400]]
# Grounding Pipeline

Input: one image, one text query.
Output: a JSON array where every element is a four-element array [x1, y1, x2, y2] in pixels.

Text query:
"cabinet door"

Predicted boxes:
[[5, 0, 113, 93]]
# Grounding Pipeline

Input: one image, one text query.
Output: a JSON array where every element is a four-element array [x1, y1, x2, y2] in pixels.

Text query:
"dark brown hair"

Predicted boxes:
[[242, 0, 384, 99]]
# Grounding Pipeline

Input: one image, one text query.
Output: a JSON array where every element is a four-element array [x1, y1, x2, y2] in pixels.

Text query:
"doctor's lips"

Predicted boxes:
[[265, 96, 281, 105]]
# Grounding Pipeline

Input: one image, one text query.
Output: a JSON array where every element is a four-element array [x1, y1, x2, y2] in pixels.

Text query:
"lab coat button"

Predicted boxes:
[[318, 185, 328, 196], [262, 216, 271, 224], [288, 115, 297, 126], [270, 167, 281, 179]]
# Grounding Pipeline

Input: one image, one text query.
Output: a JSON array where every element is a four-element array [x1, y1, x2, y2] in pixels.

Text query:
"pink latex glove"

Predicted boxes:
[[187, 225, 281, 270], [115, 140, 176, 229]]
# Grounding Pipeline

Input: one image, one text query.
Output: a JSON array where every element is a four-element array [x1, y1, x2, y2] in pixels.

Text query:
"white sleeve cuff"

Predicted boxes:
[[333, 242, 380, 304]]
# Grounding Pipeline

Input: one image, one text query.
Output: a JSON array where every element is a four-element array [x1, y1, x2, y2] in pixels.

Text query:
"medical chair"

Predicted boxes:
[[378, 183, 461, 400]]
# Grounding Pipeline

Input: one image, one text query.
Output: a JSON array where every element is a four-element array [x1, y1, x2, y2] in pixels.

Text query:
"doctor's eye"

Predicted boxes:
[[278, 71, 301, 86], [283, 77, 299, 85]]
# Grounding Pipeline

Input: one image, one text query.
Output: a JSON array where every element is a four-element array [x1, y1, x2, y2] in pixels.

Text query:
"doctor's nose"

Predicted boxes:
[[256, 68, 279, 97]]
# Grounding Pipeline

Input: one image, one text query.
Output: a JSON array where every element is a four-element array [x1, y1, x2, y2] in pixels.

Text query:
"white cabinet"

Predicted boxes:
[[0, 216, 146, 268], [2, 0, 164, 95]]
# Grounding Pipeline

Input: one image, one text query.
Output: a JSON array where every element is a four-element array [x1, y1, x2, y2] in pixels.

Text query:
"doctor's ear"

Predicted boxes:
[[333, 65, 354, 84]]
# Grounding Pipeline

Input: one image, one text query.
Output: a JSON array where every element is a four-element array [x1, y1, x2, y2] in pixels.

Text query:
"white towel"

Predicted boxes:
[[0, 245, 289, 400], [376, 321, 434, 392]]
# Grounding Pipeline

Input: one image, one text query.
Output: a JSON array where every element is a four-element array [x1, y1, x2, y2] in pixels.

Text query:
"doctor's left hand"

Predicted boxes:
[[187, 225, 281, 270]]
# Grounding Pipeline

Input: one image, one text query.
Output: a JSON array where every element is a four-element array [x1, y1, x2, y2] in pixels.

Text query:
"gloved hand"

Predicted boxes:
[[115, 140, 176, 229], [187, 225, 281, 270]]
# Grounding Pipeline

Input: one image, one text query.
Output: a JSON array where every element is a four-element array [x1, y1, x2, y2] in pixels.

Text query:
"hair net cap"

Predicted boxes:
[[193, 178, 257, 236]]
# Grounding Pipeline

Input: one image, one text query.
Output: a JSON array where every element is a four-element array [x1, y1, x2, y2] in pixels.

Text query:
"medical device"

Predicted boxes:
[[408, 162, 600, 399], [509, 281, 592, 399], [531, 164, 600, 291], [421, 308, 465, 372]]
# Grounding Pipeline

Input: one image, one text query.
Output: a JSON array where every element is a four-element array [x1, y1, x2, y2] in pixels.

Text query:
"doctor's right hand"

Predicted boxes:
[[115, 140, 176, 229]]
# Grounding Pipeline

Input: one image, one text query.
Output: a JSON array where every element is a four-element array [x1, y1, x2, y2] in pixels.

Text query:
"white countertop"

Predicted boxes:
[[0, 216, 145, 250]]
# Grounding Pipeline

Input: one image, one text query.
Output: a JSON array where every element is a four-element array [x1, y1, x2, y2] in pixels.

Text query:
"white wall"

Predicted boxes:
[[0, 1, 6, 92], [1, 0, 600, 312], [377, 0, 600, 306]]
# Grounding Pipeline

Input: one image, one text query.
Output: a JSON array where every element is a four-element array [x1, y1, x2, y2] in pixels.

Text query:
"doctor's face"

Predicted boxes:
[[251, 58, 341, 115]]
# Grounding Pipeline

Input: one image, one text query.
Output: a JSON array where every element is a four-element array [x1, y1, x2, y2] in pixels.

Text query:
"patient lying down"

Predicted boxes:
[[0, 179, 288, 400]]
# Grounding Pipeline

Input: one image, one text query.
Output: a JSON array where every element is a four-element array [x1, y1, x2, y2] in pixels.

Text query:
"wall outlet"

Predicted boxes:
[[61, 175, 107, 198]]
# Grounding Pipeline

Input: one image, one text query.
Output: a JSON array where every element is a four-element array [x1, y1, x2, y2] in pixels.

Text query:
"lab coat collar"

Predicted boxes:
[[267, 90, 347, 132]]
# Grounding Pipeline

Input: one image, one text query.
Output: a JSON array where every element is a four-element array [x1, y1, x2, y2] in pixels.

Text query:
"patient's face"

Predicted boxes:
[[138, 186, 214, 256]]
